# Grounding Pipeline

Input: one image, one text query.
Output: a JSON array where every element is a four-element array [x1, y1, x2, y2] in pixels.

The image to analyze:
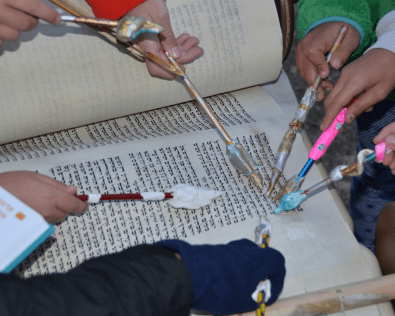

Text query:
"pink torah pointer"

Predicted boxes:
[[274, 140, 392, 214], [273, 96, 359, 201], [296, 97, 359, 183], [309, 96, 358, 160], [375, 140, 391, 162]]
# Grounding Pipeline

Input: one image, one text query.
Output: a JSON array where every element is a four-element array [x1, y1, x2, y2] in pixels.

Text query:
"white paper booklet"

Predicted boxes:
[[0, 187, 54, 273]]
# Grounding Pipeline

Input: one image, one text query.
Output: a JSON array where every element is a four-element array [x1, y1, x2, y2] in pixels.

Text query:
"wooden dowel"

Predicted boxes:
[[237, 274, 395, 316]]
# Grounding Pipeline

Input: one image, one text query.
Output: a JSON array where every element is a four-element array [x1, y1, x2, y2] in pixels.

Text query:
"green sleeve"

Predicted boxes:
[[296, 0, 380, 61]]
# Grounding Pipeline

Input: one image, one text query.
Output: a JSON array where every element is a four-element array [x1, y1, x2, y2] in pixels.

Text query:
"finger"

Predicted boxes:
[[155, 12, 180, 59], [385, 134, 395, 151], [32, 173, 70, 190], [137, 35, 176, 79], [382, 151, 394, 166], [53, 187, 88, 215], [321, 80, 334, 93], [304, 38, 330, 78], [329, 31, 360, 70], [45, 209, 69, 223], [321, 86, 361, 130], [65, 186, 78, 194], [146, 55, 176, 79], [296, 41, 318, 84], [0, 24, 20, 42], [176, 33, 192, 45], [0, 6, 37, 31], [177, 46, 203, 64], [10, 0, 61, 25], [345, 85, 390, 123], [301, 58, 320, 86], [37, 179, 77, 195], [316, 81, 334, 101], [323, 78, 345, 108], [390, 159, 395, 172], [374, 125, 395, 144], [316, 86, 325, 101], [178, 35, 199, 51]]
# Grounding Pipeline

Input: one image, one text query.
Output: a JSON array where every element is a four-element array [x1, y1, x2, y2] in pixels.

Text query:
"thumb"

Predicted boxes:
[[329, 25, 360, 70], [329, 41, 358, 70], [374, 123, 395, 144], [157, 15, 180, 59], [385, 134, 395, 152]]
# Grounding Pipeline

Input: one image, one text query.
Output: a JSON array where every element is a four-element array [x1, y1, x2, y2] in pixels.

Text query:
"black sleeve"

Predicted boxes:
[[0, 245, 194, 316]]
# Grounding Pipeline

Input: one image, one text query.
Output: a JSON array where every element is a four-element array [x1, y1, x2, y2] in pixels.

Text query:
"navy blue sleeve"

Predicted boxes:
[[0, 245, 194, 316]]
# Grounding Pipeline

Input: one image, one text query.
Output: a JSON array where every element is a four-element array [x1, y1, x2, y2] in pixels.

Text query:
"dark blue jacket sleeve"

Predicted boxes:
[[0, 244, 194, 316]]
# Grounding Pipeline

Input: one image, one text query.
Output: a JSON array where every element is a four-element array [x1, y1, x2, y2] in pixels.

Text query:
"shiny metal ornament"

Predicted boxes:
[[116, 16, 166, 42]]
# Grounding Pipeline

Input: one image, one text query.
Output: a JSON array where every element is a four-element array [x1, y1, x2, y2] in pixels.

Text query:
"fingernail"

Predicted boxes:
[[318, 93, 322, 99], [347, 114, 355, 122], [331, 59, 341, 69], [170, 46, 181, 59], [324, 87, 332, 92], [55, 15, 62, 25], [320, 71, 326, 77], [387, 135, 395, 145]]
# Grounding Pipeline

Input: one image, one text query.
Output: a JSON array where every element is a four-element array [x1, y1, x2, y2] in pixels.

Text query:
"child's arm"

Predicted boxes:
[[0, 0, 61, 46], [295, 0, 376, 102], [296, 22, 361, 101], [321, 11, 395, 131], [0, 171, 87, 223], [374, 121, 395, 174], [0, 239, 285, 316], [87, 0, 203, 79], [0, 244, 194, 316]]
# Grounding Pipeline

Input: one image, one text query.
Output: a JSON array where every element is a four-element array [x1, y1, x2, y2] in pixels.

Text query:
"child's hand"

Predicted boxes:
[[127, 0, 203, 79], [296, 22, 360, 101], [374, 122, 395, 174], [0, 0, 61, 46], [321, 49, 395, 131], [0, 171, 87, 223]]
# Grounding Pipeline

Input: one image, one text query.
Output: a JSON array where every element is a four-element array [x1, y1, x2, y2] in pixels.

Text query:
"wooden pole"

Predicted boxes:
[[235, 274, 395, 316]]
